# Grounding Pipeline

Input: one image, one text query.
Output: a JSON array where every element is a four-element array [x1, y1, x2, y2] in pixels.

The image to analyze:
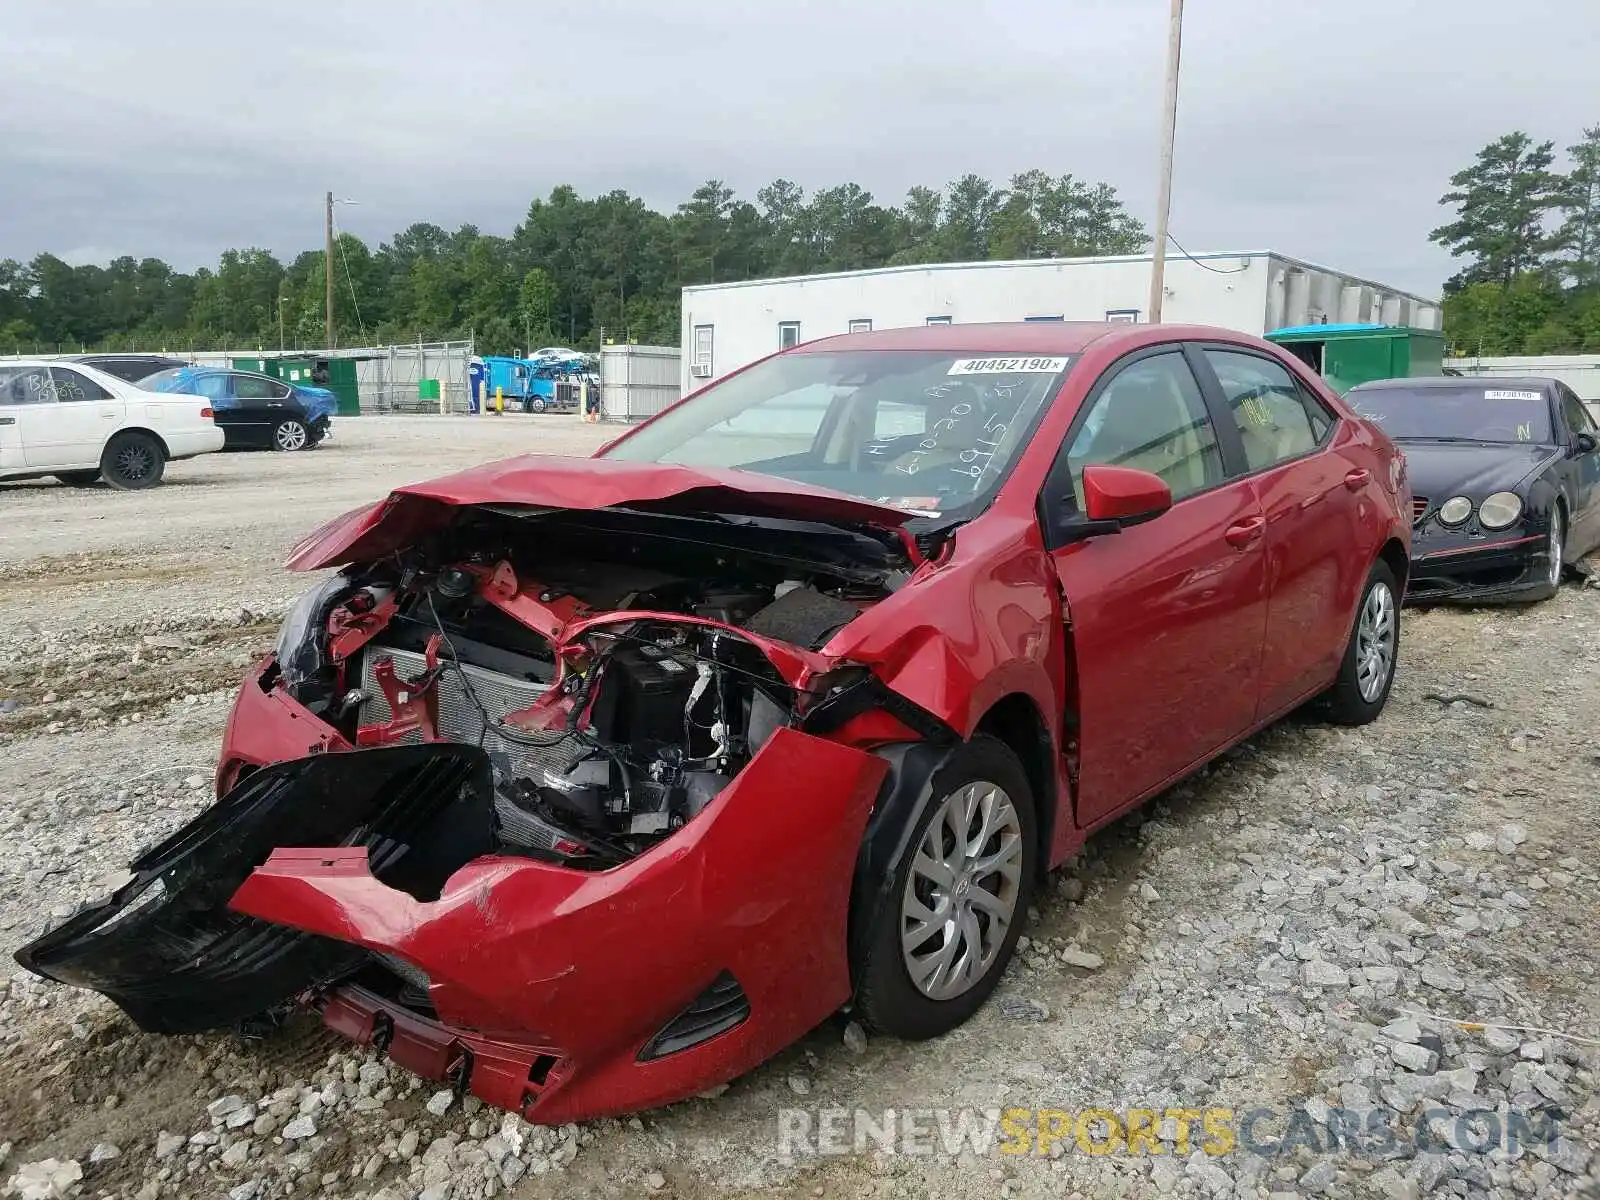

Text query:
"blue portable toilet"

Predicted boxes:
[[467, 357, 485, 413]]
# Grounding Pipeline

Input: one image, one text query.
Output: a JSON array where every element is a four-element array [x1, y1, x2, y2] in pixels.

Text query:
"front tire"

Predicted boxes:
[[272, 418, 310, 452], [100, 432, 165, 490], [55, 471, 101, 487], [1323, 560, 1399, 725], [1529, 506, 1564, 602], [853, 736, 1037, 1040]]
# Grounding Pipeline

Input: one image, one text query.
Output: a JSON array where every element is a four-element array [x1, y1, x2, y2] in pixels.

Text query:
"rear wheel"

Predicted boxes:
[[55, 471, 101, 487], [853, 736, 1036, 1040], [100, 432, 165, 490], [272, 418, 310, 452], [1323, 561, 1399, 725]]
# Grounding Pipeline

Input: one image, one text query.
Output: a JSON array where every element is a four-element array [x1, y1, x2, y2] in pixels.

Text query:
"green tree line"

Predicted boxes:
[[0, 172, 1148, 357], [1434, 126, 1600, 355]]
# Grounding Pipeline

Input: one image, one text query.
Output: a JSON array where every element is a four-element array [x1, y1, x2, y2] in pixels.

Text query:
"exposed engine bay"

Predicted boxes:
[[265, 505, 912, 869]]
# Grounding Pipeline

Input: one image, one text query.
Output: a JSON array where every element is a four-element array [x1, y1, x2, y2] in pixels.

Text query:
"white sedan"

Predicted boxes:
[[0, 360, 224, 489]]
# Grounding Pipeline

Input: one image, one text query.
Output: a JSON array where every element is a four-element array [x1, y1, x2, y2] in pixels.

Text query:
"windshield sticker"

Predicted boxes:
[[948, 357, 1067, 376], [1485, 389, 1541, 401]]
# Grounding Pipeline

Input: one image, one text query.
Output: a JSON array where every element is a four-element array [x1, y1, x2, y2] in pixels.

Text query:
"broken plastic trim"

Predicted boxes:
[[14, 744, 495, 1034], [797, 668, 958, 745]]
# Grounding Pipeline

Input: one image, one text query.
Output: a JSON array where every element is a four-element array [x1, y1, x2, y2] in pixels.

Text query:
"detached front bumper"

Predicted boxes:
[[22, 725, 888, 1123], [1406, 530, 1554, 604]]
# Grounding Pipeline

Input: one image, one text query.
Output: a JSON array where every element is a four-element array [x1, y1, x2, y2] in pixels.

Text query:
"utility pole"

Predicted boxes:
[[324, 190, 335, 350], [1148, 0, 1184, 324], [278, 290, 286, 352]]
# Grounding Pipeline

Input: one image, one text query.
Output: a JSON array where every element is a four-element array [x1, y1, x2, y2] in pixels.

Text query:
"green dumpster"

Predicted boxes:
[[248, 356, 361, 416], [1265, 324, 1445, 396]]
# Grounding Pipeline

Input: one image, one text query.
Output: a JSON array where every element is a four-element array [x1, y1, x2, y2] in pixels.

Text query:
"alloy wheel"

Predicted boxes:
[[1548, 511, 1564, 590], [900, 781, 1024, 1001], [1355, 580, 1396, 703], [116, 442, 153, 481], [275, 422, 308, 452]]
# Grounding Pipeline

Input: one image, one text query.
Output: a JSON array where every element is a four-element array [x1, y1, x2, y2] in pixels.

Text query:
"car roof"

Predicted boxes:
[[70, 353, 181, 361], [792, 321, 1268, 356], [1351, 375, 1556, 392]]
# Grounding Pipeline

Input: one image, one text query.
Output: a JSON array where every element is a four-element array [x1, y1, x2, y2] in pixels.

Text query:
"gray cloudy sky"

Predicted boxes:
[[3, 0, 1597, 297]]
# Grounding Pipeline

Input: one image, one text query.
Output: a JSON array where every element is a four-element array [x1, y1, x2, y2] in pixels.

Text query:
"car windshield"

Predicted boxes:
[[602, 350, 1074, 516], [1349, 384, 1552, 443]]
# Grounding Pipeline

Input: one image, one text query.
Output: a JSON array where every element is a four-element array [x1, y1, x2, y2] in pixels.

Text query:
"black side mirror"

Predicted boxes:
[[1575, 432, 1597, 455]]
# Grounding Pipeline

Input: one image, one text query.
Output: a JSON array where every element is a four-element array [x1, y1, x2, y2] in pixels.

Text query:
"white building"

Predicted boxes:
[[679, 252, 1441, 393]]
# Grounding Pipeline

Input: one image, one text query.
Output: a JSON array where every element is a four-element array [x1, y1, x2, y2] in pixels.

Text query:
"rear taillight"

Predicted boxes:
[[200, 407, 214, 420]]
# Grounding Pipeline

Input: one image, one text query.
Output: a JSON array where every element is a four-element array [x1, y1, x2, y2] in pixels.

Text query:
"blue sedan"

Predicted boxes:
[[141, 368, 336, 452]]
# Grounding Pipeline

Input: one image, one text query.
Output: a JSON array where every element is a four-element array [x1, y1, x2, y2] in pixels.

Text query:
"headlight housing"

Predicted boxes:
[[275, 570, 356, 693], [1437, 496, 1473, 526], [1478, 492, 1523, 530]]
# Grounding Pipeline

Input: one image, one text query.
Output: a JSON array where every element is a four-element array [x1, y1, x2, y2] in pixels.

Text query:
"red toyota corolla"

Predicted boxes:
[[19, 323, 1410, 1123]]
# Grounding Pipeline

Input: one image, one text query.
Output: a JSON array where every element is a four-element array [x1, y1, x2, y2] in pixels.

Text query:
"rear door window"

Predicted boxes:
[[1204, 350, 1325, 472], [234, 375, 290, 401], [49, 367, 112, 402]]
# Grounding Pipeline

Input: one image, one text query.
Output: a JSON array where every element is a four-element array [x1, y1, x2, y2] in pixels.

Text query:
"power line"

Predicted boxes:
[[330, 209, 370, 344], [1165, 231, 1251, 275]]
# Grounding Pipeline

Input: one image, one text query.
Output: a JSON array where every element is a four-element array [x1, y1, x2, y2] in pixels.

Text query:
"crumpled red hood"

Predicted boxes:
[[286, 455, 916, 571]]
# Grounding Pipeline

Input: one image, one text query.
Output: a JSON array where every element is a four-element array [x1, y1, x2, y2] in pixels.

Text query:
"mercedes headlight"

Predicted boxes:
[[1437, 496, 1473, 526], [1478, 492, 1523, 530]]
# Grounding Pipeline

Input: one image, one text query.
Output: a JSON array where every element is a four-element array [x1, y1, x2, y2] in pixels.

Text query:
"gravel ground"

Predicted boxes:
[[2, 418, 1598, 1200]]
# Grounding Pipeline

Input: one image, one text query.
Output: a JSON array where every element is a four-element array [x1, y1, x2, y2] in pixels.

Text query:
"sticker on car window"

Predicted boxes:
[[1485, 389, 1541, 401], [948, 357, 1067, 376]]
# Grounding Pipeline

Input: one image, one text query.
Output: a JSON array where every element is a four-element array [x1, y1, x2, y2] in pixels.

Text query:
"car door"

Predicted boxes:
[[1556, 384, 1600, 555], [228, 374, 293, 444], [23, 367, 125, 468], [0, 366, 50, 471], [1190, 346, 1366, 720], [1042, 347, 1269, 828]]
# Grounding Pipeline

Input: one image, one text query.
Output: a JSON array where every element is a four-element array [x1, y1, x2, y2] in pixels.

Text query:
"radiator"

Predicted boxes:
[[358, 646, 589, 850]]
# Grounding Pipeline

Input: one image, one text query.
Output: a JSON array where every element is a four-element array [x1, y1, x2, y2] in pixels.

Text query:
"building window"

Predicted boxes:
[[1024, 314, 1065, 323], [925, 315, 952, 326], [1106, 309, 1140, 324], [847, 318, 872, 334], [778, 321, 801, 350], [692, 325, 714, 377]]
